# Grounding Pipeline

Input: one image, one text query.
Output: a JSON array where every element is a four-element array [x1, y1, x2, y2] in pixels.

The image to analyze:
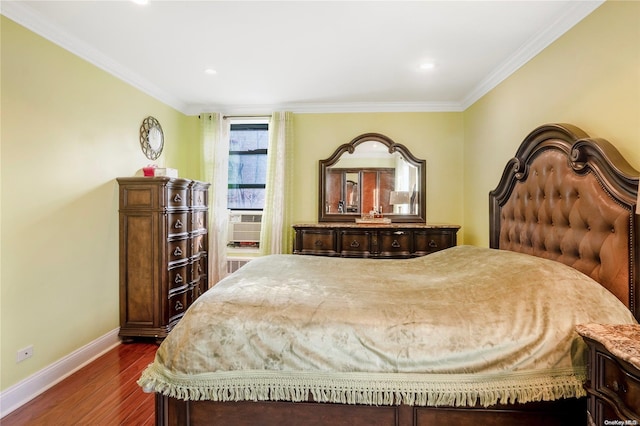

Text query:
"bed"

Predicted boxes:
[[139, 123, 639, 426]]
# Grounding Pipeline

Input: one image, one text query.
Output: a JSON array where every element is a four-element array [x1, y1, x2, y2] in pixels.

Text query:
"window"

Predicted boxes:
[[227, 122, 268, 210]]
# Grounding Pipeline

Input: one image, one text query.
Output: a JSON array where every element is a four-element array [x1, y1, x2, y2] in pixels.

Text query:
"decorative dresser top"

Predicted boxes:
[[293, 223, 460, 229], [576, 323, 640, 369]]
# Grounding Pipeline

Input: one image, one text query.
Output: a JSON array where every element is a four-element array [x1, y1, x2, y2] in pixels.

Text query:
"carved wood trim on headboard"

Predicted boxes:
[[489, 123, 639, 320]]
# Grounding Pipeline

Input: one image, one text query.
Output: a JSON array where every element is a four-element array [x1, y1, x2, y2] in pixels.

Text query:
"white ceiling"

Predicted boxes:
[[2, 1, 604, 115]]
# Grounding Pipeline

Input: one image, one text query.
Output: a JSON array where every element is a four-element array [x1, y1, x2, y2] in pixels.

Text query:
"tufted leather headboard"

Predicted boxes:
[[489, 124, 639, 320]]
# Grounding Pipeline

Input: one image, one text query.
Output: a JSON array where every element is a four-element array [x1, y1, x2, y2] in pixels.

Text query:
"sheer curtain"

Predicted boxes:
[[199, 113, 230, 284], [260, 111, 294, 255]]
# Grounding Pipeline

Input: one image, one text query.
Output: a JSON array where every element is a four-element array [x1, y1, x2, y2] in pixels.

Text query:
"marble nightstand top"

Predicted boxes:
[[576, 323, 640, 370]]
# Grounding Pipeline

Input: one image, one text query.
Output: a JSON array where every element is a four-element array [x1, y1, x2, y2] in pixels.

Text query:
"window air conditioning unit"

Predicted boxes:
[[228, 211, 262, 246]]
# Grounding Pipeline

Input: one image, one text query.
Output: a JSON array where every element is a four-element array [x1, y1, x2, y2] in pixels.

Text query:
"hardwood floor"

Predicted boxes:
[[2, 342, 157, 426]]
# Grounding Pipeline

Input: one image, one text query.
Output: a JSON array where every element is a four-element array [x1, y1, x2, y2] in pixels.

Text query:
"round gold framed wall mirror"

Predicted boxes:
[[139, 116, 164, 160]]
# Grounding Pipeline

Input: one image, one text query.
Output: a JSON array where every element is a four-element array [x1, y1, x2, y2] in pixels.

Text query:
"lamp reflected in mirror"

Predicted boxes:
[[389, 190, 412, 214]]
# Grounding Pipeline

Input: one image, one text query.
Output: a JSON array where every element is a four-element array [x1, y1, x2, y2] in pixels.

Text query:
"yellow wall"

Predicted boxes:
[[2, 0, 639, 395], [0, 16, 192, 390], [463, 0, 640, 246], [292, 113, 464, 227]]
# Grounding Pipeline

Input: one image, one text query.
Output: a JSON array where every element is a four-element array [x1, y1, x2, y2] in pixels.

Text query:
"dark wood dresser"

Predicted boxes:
[[117, 177, 210, 342], [293, 223, 459, 258], [576, 324, 640, 425]]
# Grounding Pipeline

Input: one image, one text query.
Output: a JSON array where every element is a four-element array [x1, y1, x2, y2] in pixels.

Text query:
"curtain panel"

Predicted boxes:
[[199, 113, 230, 284], [260, 111, 294, 255]]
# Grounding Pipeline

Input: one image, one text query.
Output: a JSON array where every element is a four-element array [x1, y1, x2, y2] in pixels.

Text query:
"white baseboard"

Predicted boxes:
[[0, 328, 121, 418]]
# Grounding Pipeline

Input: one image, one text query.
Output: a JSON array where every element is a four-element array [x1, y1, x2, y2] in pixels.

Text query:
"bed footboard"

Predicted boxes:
[[155, 394, 585, 426]]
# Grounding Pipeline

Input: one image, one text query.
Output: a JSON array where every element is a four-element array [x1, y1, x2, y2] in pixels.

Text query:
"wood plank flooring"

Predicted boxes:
[[2, 342, 157, 426]]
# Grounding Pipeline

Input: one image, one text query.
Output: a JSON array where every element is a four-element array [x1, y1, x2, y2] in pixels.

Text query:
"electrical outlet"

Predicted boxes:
[[16, 345, 34, 363]]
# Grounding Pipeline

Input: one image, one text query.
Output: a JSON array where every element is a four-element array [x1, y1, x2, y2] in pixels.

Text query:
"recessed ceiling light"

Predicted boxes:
[[419, 62, 435, 70], [204, 68, 217, 75], [131, 0, 149, 5]]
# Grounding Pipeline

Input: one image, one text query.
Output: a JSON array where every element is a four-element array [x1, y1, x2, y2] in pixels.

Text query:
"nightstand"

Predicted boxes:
[[576, 324, 640, 425]]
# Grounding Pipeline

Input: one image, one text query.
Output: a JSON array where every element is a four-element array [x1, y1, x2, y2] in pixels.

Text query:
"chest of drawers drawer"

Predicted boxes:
[[190, 187, 208, 208], [167, 187, 188, 209], [191, 255, 207, 283], [168, 238, 189, 263], [191, 210, 207, 233], [168, 288, 188, 323], [168, 212, 188, 237]]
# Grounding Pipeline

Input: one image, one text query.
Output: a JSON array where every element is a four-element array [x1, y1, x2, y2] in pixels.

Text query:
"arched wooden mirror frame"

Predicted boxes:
[[319, 133, 426, 223]]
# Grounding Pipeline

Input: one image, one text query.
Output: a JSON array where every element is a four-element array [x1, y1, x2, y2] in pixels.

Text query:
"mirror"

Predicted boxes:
[[319, 133, 426, 223], [139, 116, 164, 160]]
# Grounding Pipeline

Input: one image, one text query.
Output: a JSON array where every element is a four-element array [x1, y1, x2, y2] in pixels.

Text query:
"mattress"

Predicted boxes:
[[139, 246, 637, 407]]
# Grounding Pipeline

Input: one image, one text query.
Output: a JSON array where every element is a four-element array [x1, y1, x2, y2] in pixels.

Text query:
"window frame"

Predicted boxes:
[[227, 121, 269, 211]]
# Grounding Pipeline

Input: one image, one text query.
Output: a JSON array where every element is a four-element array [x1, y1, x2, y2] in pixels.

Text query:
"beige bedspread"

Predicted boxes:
[[139, 246, 636, 407]]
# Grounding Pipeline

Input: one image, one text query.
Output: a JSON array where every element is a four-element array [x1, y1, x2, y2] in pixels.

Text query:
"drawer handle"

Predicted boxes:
[[175, 301, 183, 311], [174, 194, 183, 203], [393, 231, 405, 235], [392, 240, 401, 248], [350, 240, 360, 248], [198, 196, 203, 204], [314, 240, 323, 247], [174, 219, 183, 229], [429, 240, 438, 248], [173, 247, 183, 256], [610, 380, 626, 393], [175, 273, 183, 284]]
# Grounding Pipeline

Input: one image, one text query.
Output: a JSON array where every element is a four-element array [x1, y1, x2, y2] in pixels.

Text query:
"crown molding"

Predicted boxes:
[[186, 101, 465, 116], [460, 0, 604, 109], [3, 0, 603, 116], [1, 1, 189, 113]]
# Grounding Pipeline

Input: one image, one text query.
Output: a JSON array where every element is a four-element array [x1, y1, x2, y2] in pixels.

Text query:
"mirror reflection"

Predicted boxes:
[[319, 134, 426, 223]]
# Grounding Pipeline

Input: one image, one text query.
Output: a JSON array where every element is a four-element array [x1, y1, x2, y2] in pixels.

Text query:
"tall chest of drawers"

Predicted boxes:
[[117, 177, 210, 342]]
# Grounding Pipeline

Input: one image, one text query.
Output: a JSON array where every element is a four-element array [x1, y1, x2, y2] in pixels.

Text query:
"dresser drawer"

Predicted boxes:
[[596, 351, 640, 416], [293, 224, 459, 259], [340, 230, 372, 257], [296, 229, 338, 256], [168, 212, 188, 237], [413, 230, 456, 255], [377, 230, 411, 258]]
